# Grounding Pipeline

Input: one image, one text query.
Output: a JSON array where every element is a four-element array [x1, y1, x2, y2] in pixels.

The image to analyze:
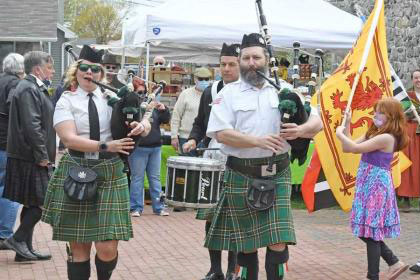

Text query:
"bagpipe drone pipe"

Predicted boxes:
[[255, 1, 314, 169]]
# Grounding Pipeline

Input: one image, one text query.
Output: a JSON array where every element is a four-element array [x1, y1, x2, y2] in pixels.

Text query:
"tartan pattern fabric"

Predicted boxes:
[[204, 162, 296, 252], [3, 158, 50, 206], [41, 154, 133, 242], [195, 207, 216, 221]]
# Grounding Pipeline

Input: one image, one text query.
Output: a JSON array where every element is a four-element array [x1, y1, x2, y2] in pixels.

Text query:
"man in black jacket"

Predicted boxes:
[[3, 51, 56, 261], [0, 53, 24, 251], [183, 43, 240, 280]]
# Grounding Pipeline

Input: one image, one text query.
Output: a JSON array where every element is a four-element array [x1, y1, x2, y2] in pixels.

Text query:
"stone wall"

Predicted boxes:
[[327, 0, 419, 87]]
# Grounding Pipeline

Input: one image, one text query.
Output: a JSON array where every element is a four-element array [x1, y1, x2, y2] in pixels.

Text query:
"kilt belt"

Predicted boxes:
[[226, 153, 289, 178], [68, 149, 118, 160]]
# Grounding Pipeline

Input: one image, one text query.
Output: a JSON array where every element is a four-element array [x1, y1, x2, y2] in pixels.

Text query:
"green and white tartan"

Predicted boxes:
[[204, 157, 296, 252], [196, 206, 216, 221], [41, 154, 133, 242]]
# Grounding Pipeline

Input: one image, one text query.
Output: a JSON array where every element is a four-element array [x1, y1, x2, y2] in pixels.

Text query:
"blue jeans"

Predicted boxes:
[[128, 146, 164, 214], [0, 150, 19, 239]]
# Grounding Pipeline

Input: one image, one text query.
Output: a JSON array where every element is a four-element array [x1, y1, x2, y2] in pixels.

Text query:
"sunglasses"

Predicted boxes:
[[154, 62, 164, 66], [105, 65, 117, 70], [78, 63, 102, 73], [197, 77, 210, 81]]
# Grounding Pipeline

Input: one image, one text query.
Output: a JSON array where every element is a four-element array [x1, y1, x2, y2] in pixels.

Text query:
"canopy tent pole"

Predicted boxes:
[[145, 41, 151, 88]]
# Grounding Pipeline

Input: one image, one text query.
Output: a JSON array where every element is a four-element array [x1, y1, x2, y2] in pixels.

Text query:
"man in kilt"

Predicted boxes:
[[205, 33, 323, 280], [183, 43, 241, 280], [2, 51, 56, 261]]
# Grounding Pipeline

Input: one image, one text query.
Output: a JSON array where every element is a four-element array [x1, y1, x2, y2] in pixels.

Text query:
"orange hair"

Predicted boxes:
[[365, 97, 409, 151]]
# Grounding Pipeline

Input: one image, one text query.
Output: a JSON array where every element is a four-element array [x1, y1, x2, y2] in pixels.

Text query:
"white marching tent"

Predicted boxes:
[[123, 0, 363, 58]]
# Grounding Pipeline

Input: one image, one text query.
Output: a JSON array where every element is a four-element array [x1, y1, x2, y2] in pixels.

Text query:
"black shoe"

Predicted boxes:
[[409, 263, 420, 273], [4, 237, 37, 260], [0, 239, 12, 250], [15, 253, 36, 262], [30, 249, 52, 260], [225, 272, 240, 280], [201, 272, 224, 280]]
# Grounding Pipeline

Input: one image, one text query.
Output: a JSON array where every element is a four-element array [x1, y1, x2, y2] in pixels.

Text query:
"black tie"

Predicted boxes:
[[88, 93, 100, 141]]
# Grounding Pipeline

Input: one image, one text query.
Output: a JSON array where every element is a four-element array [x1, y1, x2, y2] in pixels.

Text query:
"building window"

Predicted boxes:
[[0, 42, 14, 72]]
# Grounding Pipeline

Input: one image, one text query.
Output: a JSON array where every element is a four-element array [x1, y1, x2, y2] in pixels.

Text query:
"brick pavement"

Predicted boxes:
[[1, 208, 419, 280]]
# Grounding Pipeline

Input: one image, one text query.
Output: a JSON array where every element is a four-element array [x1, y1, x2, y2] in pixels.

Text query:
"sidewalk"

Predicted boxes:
[[0, 209, 419, 280]]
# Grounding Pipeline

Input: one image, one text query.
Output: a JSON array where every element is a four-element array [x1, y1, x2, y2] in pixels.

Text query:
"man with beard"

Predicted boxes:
[[204, 33, 322, 280], [183, 43, 241, 280]]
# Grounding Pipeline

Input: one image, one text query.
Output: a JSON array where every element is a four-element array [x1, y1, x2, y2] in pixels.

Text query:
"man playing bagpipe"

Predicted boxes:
[[204, 33, 323, 280], [183, 43, 241, 280]]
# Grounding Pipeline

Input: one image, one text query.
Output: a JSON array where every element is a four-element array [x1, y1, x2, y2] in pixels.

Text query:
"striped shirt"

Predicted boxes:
[[170, 86, 203, 139]]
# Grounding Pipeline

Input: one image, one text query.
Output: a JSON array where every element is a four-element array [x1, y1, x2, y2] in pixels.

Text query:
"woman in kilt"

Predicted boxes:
[[41, 45, 150, 280], [3, 51, 56, 261]]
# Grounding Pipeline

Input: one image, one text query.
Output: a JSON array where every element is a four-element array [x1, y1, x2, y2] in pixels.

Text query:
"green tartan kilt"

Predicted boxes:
[[204, 165, 296, 252], [41, 154, 133, 242], [196, 206, 216, 221]]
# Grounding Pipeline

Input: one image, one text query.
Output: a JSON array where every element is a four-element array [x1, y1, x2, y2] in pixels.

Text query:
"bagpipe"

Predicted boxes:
[[255, 1, 324, 167], [64, 45, 159, 172]]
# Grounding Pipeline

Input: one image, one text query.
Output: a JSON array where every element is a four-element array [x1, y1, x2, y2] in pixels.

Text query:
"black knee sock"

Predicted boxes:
[[209, 250, 223, 275], [227, 250, 237, 274], [237, 252, 258, 280], [205, 222, 223, 275], [67, 260, 91, 280], [14, 207, 42, 242], [227, 251, 237, 274], [265, 247, 288, 280], [95, 254, 118, 280]]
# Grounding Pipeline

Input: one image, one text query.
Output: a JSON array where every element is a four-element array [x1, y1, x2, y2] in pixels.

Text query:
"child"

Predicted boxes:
[[336, 98, 410, 280]]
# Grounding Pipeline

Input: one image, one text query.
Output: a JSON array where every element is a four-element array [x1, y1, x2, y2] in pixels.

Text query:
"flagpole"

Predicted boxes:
[[342, 0, 384, 125]]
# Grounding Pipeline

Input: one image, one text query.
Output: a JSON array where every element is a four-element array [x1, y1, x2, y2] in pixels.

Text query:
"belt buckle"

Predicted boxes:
[[261, 164, 276, 177], [85, 152, 99, 160]]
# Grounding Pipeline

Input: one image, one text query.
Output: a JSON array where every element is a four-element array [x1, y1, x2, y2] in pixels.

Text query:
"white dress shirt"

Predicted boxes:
[[54, 86, 113, 142], [207, 80, 318, 159]]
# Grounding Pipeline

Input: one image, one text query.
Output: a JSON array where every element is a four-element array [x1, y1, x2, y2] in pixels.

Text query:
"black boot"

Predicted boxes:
[[16, 226, 52, 261], [67, 260, 91, 280], [237, 252, 258, 280], [95, 254, 118, 280], [265, 247, 289, 280]]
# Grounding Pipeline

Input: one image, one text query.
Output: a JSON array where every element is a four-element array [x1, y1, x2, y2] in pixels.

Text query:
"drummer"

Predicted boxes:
[[183, 43, 240, 280]]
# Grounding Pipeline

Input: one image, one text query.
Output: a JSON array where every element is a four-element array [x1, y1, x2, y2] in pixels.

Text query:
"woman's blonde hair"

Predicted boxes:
[[64, 59, 106, 88], [365, 97, 409, 151]]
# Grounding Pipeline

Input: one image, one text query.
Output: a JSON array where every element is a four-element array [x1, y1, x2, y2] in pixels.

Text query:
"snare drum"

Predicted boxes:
[[165, 156, 224, 209]]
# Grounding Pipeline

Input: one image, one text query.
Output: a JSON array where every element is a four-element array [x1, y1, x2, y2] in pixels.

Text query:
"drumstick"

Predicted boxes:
[[196, 147, 221, 151]]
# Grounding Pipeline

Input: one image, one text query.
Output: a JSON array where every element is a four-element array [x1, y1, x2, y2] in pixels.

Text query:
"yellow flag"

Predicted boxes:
[[313, 0, 411, 212]]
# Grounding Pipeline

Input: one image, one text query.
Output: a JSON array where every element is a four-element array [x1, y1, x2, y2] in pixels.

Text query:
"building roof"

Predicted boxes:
[[0, 0, 58, 42]]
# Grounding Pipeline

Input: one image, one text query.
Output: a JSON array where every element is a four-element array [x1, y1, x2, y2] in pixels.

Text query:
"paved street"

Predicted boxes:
[[1, 208, 419, 280]]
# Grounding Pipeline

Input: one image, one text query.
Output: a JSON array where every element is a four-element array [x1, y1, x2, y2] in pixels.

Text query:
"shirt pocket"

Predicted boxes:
[[232, 102, 257, 132]]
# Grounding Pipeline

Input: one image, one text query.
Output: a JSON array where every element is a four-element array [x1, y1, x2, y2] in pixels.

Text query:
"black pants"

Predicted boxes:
[[360, 237, 399, 280]]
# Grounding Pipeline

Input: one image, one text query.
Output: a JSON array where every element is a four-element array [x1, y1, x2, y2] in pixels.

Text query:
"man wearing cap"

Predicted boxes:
[[102, 51, 124, 89], [183, 43, 241, 280], [170, 67, 212, 156], [205, 33, 323, 280]]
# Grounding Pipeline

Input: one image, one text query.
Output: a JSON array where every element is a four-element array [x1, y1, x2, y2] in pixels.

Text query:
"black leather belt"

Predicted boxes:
[[226, 154, 289, 178], [68, 149, 118, 160]]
